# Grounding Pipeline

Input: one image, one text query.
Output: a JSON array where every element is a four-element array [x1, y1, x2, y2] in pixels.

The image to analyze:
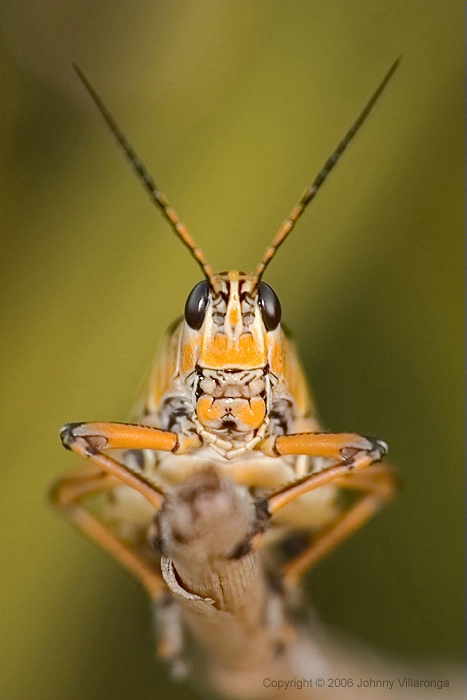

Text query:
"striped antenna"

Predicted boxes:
[[73, 64, 216, 288], [252, 56, 402, 289]]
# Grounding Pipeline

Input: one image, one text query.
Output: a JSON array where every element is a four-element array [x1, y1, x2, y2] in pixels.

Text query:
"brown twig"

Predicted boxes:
[[157, 470, 462, 699]]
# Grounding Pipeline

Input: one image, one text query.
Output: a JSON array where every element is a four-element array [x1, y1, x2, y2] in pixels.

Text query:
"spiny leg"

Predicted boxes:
[[257, 430, 388, 514], [281, 464, 398, 587], [60, 421, 201, 509], [51, 470, 165, 598], [61, 421, 202, 452]]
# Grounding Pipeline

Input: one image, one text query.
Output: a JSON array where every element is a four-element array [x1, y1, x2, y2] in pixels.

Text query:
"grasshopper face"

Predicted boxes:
[[180, 272, 284, 440]]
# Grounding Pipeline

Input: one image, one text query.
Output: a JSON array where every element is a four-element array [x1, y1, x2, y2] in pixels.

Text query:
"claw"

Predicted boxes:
[[368, 437, 388, 460], [59, 422, 84, 450], [341, 437, 388, 468], [59, 422, 109, 452]]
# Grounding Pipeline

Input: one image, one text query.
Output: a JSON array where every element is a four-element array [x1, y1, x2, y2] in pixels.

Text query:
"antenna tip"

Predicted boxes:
[[72, 63, 89, 87]]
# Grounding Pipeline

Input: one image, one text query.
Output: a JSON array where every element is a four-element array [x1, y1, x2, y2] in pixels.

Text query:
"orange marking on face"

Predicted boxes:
[[196, 394, 266, 432], [180, 336, 200, 376], [267, 334, 285, 377], [200, 333, 265, 369], [196, 395, 223, 424], [236, 396, 266, 429], [229, 306, 240, 326]]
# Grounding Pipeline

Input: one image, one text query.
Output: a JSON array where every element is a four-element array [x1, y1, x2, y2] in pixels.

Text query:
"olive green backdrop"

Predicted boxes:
[[0, 2, 462, 699]]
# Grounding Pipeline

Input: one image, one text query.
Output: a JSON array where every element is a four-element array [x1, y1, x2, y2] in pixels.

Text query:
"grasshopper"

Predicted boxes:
[[54, 58, 399, 675]]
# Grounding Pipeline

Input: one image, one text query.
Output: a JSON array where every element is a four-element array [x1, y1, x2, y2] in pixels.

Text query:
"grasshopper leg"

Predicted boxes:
[[258, 430, 388, 513], [60, 421, 201, 509], [280, 463, 398, 587], [51, 468, 166, 598]]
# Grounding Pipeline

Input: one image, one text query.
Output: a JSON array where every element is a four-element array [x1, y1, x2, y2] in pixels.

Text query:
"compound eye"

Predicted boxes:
[[257, 282, 281, 331], [184, 280, 210, 330]]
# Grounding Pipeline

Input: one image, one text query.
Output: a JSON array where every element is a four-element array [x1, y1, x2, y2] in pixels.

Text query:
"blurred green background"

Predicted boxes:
[[0, 2, 462, 699]]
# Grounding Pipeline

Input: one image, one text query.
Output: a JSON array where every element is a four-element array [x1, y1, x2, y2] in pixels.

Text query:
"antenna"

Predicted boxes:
[[73, 64, 216, 287], [252, 56, 402, 288]]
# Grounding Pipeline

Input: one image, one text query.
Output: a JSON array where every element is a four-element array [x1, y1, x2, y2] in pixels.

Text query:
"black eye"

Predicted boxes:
[[257, 282, 281, 331], [184, 281, 210, 330]]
